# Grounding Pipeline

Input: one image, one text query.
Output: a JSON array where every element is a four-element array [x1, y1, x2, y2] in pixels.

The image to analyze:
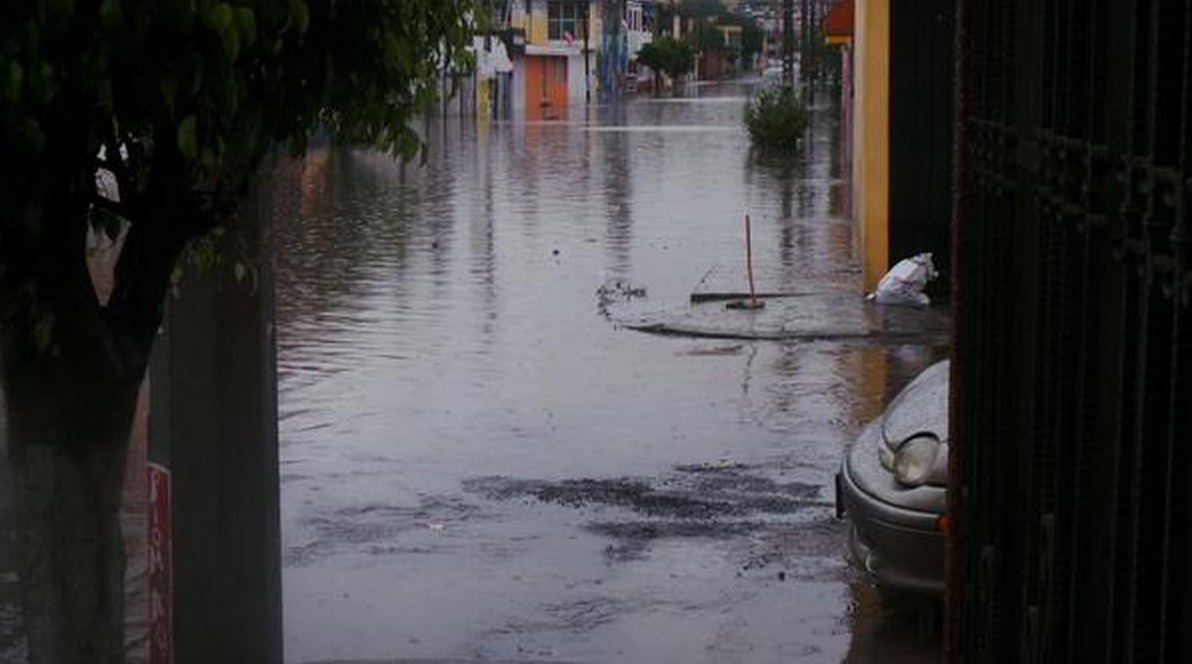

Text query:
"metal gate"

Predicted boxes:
[[953, 1, 1192, 662]]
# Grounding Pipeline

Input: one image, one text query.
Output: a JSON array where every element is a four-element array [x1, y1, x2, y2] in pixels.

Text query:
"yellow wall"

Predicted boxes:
[[853, 0, 889, 293], [477, 78, 492, 122], [512, 7, 549, 45], [513, 2, 600, 47]]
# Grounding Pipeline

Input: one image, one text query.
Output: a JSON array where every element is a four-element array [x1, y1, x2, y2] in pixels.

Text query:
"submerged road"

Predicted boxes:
[[271, 82, 947, 663], [0, 84, 948, 663]]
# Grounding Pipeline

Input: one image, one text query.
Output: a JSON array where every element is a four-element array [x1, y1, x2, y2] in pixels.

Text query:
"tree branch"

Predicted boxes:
[[103, 128, 216, 375], [89, 194, 136, 222], [103, 213, 194, 379]]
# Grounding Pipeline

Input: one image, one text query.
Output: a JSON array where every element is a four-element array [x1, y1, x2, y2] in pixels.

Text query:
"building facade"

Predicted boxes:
[[491, 1, 657, 119]]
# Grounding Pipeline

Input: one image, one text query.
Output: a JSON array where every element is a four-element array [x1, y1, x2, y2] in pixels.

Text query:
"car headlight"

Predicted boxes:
[[893, 435, 940, 486]]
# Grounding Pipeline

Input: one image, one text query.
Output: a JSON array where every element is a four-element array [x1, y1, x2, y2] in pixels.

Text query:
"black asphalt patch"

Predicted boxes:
[[463, 463, 835, 564], [463, 465, 825, 520]]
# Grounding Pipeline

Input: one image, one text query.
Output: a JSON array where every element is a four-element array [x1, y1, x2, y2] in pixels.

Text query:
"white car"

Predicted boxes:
[[836, 360, 950, 595]]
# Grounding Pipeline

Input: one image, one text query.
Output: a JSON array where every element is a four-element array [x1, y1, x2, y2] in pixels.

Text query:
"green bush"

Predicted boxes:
[[745, 85, 807, 149]]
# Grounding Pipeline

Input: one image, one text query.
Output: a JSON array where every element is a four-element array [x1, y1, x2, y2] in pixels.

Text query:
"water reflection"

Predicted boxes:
[[595, 103, 634, 275], [274, 84, 946, 663]]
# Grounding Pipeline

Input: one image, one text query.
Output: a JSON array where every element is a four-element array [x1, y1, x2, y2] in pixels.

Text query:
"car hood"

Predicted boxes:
[[881, 360, 950, 450]]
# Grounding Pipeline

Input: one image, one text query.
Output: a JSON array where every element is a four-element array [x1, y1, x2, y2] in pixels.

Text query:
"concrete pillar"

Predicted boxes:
[[853, 0, 889, 293], [150, 178, 282, 664]]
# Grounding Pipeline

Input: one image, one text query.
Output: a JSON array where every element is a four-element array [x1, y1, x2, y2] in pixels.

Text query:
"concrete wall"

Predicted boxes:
[[569, 51, 590, 103], [853, 0, 889, 293], [888, 1, 954, 289]]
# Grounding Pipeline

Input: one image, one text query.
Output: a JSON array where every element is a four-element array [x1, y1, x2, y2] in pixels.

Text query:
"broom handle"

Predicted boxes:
[[745, 214, 758, 307]]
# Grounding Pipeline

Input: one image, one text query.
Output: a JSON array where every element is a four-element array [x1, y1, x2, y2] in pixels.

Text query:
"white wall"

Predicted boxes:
[[568, 52, 591, 104]]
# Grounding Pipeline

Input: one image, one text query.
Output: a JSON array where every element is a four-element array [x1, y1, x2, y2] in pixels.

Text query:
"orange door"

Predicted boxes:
[[525, 56, 568, 121]]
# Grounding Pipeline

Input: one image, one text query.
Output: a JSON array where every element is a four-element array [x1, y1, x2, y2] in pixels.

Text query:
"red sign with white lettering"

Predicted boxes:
[[148, 463, 173, 664]]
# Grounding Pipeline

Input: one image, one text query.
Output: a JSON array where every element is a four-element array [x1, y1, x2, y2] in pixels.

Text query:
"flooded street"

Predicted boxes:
[[273, 83, 947, 663]]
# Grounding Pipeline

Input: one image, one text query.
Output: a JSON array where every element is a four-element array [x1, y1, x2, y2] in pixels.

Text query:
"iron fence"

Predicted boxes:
[[954, 0, 1192, 661]]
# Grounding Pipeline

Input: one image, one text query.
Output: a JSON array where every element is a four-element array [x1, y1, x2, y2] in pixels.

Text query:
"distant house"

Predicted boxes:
[[472, 34, 516, 121], [626, 1, 655, 60], [625, 0, 657, 88], [701, 21, 743, 80], [506, 0, 596, 120], [496, 1, 660, 117], [823, 0, 854, 211]]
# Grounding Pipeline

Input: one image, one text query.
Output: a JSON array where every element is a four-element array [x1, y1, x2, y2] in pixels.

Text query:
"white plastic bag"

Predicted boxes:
[[868, 253, 939, 307]]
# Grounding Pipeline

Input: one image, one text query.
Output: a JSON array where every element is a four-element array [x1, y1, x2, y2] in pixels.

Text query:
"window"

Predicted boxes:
[[548, 1, 585, 42]]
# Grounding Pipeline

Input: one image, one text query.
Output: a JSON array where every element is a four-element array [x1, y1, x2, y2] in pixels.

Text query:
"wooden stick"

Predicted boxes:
[[745, 214, 759, 308]]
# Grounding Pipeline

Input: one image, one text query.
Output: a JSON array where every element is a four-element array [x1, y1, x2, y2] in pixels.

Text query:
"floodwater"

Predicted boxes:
[[273, 82, 947, 663]]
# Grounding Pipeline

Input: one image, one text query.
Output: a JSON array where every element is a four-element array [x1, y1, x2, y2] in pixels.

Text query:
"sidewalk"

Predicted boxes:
[[612, 263, 951, 344]]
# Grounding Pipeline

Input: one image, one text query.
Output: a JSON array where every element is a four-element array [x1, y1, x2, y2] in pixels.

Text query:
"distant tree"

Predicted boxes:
[[672, 3, 764, 76], [0, 2, 474, 662], [679, 0, 727, 20], [692, 19, 727, 53], [740, 21, 764, 69], [637, 36, 696, 91], [745, 85, 807, 149]]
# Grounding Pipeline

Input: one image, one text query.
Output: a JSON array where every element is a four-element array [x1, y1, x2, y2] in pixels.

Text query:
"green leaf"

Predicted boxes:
[[24, 21, 42, 57], [181, 56, 204, 94], [290, 0, 310, 35], [183, 227, 226, 276], [235, 7, 258, 48], [16, 119, 45, 155], [200, 142, 220, 171], [0, 61, 22, 102], [96, 77, 113, 111], [205, 3, 235, 33], [32, 312, 55, 353], [177, 115, 198, 159], [160, 75, 178, 117], [226, 70, 245, 113], [222, 24, 241, 60], [46, 0, 76, 15], [99, 0, 122, 30], [28, 62, 54, 105]]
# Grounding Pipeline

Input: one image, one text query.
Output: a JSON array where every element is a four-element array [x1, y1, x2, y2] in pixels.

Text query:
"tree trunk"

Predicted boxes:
[[1, 97, 248, 661], [2, 213, 146, 664], [6, 367, 137, 664]]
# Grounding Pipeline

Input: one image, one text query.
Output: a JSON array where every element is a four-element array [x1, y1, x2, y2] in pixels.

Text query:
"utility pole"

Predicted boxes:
[[155, 175, 282, 664], [810, 0, 824, 90], [584, 2, 592, 102], [603, 0, 626, 96], [800, 0, 809, 88], [782, 0, 794, 88]]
